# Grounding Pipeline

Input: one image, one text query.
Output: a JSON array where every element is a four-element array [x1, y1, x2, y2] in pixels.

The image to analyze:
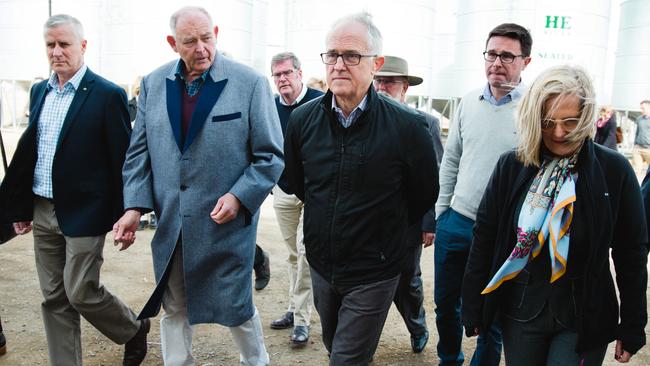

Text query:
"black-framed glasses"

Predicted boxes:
[[541, 117, 581, 131], [483, 51, 525, 64], [272, 69, 295, 79], [320, 52, 377, 66]]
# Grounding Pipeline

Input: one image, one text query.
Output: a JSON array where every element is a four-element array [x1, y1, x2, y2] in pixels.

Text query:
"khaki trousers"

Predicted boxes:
[[271, 186, 312, 326], [32, 197, 139, 366], [632, 145, 650, 174]]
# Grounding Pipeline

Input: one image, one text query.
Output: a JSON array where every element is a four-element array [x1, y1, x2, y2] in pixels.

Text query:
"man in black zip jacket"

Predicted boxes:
[[284, 12, 438, 365]]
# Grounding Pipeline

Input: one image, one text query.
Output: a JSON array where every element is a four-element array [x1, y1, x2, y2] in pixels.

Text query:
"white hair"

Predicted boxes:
[[169, 6, 213, 37], [326, 11, 383, 54]]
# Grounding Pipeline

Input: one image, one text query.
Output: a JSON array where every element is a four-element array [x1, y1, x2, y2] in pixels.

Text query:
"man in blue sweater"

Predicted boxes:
[[436, 23, 532, 366], [268, 52, 323, 347]]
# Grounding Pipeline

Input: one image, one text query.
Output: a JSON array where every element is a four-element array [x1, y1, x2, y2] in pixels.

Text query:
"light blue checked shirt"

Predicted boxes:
[[480, 82, 522, 106], [33, 65, 87, 198], [332, 94, 368, 128]]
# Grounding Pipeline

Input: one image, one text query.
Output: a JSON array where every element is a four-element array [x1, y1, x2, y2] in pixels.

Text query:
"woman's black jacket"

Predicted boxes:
[[462, 140, 648, 354]]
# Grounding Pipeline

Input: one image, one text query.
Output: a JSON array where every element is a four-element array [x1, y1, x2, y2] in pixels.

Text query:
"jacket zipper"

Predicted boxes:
[[329, 136, 347, 285]]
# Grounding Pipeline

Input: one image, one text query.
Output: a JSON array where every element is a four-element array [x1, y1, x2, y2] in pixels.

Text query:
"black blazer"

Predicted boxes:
[[462, 140, 648, 354], [0, 68, 131, 236]]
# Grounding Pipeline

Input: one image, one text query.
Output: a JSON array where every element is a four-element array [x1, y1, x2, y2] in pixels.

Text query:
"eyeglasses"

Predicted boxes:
[[272, 69, 295, 79], [541, 117, 581, 131], [320, 52, 377, 66], [483, 51, 525, 64], [373, 77, 406, 86]]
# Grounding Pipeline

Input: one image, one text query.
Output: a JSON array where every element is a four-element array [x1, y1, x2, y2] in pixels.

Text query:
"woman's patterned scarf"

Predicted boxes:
[[482, 153, 578, 294]]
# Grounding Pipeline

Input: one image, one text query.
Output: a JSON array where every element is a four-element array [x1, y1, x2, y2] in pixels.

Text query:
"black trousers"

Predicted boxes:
[[254, 244, 264, 268], [393, 244, 427, 337]]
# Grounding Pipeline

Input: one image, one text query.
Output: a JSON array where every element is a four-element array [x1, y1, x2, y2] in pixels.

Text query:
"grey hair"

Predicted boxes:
[[271, 52, 301, 72], [169, 6, 213, 37], [326, 11, 383, 54], [516, 65, 596, 167], [44, 14, 84, 41]]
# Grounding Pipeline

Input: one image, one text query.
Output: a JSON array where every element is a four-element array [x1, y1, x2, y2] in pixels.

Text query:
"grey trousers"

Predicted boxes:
[[393, 244, 427, 337], [311, 268, 399, 366], [32, 197, 139, 366]]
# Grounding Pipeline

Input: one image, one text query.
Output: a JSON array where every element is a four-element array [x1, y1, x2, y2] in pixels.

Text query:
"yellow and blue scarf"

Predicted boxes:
[[482, 154, 577, 294]]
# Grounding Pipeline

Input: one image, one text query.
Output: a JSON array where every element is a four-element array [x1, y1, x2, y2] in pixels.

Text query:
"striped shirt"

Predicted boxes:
[[33, 65, 87, 198]]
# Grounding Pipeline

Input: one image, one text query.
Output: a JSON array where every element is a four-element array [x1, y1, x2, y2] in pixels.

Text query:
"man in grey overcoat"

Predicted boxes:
[[113, 6, 283, 366]]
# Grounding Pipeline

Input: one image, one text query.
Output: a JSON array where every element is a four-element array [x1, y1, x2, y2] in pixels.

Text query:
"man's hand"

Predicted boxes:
[[422, 232, 435, 247], [615, 340, 632, 363], [210, 193, 241, 224], [113, 209, 141, 251], [13, 221, 32, 235]]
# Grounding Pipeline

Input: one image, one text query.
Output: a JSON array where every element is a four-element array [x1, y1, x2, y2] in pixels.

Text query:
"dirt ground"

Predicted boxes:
[[0, 127, 649, 365]]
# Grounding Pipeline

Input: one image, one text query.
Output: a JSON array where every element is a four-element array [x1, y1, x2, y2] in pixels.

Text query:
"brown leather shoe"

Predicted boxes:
[[123, 318, 150, 366]]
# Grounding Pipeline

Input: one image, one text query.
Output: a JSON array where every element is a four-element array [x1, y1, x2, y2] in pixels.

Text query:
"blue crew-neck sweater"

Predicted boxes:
[[275, 87, 323, 193]]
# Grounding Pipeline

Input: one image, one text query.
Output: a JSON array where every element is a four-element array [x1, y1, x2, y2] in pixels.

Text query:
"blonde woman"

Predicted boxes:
[[462, 65, 647, 365]]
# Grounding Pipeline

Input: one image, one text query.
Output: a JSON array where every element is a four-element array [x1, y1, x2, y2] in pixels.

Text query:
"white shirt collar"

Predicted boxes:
[[279, 83, 308, 106]]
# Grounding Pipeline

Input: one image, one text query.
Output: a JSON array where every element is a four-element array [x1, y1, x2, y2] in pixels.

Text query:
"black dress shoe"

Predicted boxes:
[[291, 325, 309, 347], [123, 318, 150, 366], [410, 330, 429, 353], [270, 311, 294, 329], [254, 250, 270, 291]]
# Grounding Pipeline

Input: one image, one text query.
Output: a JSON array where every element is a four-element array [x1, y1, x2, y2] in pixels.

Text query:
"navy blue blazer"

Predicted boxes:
[[0, 68, 131, 236]]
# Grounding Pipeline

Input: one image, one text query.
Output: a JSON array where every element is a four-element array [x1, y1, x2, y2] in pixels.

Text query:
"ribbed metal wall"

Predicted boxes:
[[448, 0, 611, 100], [281, 0, 436, 95], [612, 0, 650, 111]]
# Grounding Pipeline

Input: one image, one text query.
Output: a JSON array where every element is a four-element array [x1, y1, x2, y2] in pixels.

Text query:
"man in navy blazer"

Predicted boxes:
[[0, 14, 149, 366]]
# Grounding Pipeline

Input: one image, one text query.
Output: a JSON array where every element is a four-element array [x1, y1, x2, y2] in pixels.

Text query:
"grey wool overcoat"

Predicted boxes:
[[122, 54, 284, 326]]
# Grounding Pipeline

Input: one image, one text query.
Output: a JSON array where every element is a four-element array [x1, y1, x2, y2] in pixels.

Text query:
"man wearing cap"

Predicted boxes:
[[373, 55, 443, 353]]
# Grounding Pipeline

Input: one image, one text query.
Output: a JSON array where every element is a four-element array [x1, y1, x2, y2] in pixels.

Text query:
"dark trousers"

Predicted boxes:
[[393, 244, 427, 337], [502, 304, 607, 366], [254, 244, 264, 268], [311, 268, 399, 366], [434, 208, 502, 366]]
